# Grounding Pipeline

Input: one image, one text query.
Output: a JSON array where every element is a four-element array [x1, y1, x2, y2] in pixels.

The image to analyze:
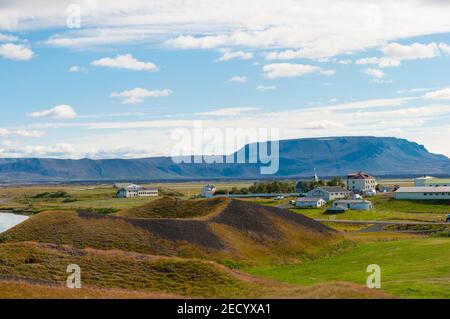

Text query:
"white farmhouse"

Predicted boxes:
[[306, 186, 350, 202], [295, 197, 326, 208], [394, 187, 450, 200], [346, 172, 377, 192], [414, 176, 450, 187], [117, 185, 159, 198], [333, 199, 372, 210], [201, 185, 216, 198]]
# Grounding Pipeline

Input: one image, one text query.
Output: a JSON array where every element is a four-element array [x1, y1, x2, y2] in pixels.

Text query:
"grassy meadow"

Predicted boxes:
[[247, 237, 450, 299]]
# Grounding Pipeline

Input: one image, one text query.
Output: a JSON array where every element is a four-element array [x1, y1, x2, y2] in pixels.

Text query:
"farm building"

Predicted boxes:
[[306, 186, 350, 202], [201, 185, 216, 198], [346, 172, 377, 192], [117, 185, 159, 198], [295, 197, 326, 208], [333, 199, 372, 210], [414, 176, 450, 187], [394, 187, 450, 200]]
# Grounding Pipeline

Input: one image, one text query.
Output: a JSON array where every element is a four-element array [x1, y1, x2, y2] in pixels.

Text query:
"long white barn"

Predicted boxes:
[[117, 185, 159, 198], [394, 187, 450, 200]]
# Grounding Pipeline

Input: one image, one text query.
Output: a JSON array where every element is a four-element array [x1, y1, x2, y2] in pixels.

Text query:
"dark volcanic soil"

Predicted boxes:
[[128, 219, 225, 250]]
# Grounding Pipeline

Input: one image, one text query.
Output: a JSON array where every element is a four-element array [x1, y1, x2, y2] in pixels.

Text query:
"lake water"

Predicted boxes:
[[0, 212, 28, 233]]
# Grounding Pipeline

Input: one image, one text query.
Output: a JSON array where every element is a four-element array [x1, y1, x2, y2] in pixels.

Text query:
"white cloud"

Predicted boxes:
[[216, 49, 253, 62], [14, 130, 45, 138], [0, 128, 9, 136], [264, 47, 341, 60], [439, 42, 450, 55], [0, 0, 449, 61], [423, 88, 450, 100], [256, 85, 277, 91], [68, 66, 81, 72], [383, 42, 440, 60], [364, 67, 385, 79], [356, 56, 401, 68], [0, 143, 75, 158], [262, 63, 335, 79], [337, 59, 352, 65], [29, 105, 77, 119], [307, 97, 414, 111], [0, 33, 18, 42], [228, 76, 248, 83], [0, 43, 33, 60], [303, 120, 344, 130], [111, 88, 172, 104], [397, 87, 436, 94], [196, 107, 258, 117], [91, 54, 158, 72], [357, 42, 440, 68]]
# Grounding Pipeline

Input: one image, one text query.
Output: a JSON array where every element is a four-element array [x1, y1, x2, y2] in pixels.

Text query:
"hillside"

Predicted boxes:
[[0, 199, 391, 298], [0, 242, 387, 299], [0, 136, 449, 182], [0, 199, 336, 263], [116, 196, 228, 219]]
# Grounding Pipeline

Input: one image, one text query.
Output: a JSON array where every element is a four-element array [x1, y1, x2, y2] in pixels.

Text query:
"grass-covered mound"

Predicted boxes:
[[0, 210, 205, 257], [0, 242, 250, 298], [116, 196, 228, 219], [1, 199, 337, 265], [0, 242, 388, 299]]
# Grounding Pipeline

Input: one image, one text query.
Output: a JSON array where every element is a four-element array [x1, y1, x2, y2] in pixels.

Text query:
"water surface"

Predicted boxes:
[[0, 212, 28, 233]]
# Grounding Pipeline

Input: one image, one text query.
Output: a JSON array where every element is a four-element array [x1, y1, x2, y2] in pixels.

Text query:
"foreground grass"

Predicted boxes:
[[0, 242, 250, 298], [246, 237, 450, 298]]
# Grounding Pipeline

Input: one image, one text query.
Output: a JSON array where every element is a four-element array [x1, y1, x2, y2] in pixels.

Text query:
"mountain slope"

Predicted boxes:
[[0, 136, 448, 181]]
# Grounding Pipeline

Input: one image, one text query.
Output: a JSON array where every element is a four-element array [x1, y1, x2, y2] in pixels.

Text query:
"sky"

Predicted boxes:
[[1, 0, 450, 159]]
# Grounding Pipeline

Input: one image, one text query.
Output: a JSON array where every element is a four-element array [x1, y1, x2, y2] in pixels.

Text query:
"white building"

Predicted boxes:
[[306, 186, 350, 202], [117, 185, 159, 198], [414, 176, 450, 187], [346, 172, 377, 192], [201, 185, 216, 198], [333, 199, 372, 210], [394, 187, 450, 200], [295, 197, 326, 208]]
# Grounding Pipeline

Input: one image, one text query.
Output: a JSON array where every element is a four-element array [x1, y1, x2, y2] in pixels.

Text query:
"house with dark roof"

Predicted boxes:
[[346, 172, 377, 192], [117, 185, 159, 198], [306, 186, 350, 201]]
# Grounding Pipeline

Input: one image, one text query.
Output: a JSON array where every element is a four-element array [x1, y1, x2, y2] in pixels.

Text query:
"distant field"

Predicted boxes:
[[247, 238, 450, 299], [0, 181, 254, 214]]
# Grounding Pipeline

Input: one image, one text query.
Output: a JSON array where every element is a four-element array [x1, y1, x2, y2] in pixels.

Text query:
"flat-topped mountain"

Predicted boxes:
[[0, 136, 448, 182]]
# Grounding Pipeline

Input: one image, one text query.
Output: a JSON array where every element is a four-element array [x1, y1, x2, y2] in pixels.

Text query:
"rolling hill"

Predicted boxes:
[[0, 198, 390, 298], [0, 136, 449, 182], [0, 198, 336, 262]]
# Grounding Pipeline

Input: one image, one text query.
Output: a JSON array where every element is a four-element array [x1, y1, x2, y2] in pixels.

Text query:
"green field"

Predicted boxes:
[[247, 238, 450, 298], [290, 194, 450, 222]]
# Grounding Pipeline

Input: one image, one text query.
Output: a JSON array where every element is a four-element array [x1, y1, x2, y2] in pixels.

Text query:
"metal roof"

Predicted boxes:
[[316, 186, 350, 193], [396, 186, 450, 193], [296, 197, 324, 202]]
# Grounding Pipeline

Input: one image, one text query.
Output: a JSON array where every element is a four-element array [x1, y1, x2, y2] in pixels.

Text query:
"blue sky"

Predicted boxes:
[[1, 0, 450, 158]]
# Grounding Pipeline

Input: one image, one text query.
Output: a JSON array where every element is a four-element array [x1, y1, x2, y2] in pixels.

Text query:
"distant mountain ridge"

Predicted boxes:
[[0, 136, 449, 182]]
